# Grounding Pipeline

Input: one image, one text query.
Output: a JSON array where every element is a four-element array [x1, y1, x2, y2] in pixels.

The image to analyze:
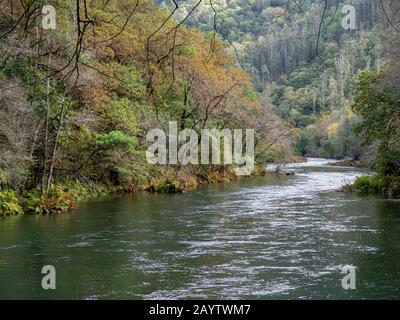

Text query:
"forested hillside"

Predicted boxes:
[[0, 0, 294, 215], [1, 0, 399, 216], [156, 0, 399, 162]]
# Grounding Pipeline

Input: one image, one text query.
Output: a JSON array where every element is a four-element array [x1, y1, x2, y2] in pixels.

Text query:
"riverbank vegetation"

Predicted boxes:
[[1, 1, 400, 216], [350, 31, 400, 198], [156, 0, 396, 162], [0, 0, 294, 215], [159, 0, 400, 198]]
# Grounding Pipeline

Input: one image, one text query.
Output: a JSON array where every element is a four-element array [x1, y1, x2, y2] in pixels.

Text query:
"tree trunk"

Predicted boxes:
[[46, 95, 66, 192], [42, 52, 52, 192]]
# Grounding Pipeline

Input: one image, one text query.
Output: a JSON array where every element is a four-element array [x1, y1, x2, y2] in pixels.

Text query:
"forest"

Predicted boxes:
[[0, 0, 399, 216], [158, 0, 400, 196]]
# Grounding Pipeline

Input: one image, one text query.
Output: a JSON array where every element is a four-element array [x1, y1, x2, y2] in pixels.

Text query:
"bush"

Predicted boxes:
[[0, 190, 23, 216], [63, 182, 106, 201], [353, 175, 382, 193], [25, 186, 77, 215], [146, 177, 184, 193], [353, 175, 400, 198], [155, 180, 184, 193]]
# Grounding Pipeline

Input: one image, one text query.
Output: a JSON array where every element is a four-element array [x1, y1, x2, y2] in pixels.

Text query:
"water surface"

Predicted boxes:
[[1, 158, 400, 299]]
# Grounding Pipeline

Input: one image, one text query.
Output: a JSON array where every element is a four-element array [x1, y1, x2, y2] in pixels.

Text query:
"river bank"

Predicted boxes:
[[2, 158, 399, 299], [0, 163, 285, 217], [327, 158, 374, 168], [340, 174, 400, 198]]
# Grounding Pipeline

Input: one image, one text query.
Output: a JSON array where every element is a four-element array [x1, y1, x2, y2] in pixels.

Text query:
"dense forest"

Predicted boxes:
[[157, 0, 400, 196], [156, 0, 398, 160], [0, 0, 399, 216], [0, 0, 294, 215]]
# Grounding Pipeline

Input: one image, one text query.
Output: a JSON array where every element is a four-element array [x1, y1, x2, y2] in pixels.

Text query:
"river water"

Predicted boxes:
[[1, 158, 400, 299]]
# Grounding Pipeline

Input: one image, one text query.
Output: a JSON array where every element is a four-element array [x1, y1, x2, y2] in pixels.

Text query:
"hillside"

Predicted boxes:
[[1, 0, 400, 216], [0, 0, 294, 215], [155, 0, 399, 161]]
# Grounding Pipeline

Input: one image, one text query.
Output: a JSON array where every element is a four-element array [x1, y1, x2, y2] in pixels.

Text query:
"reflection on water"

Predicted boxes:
[[0, 158, 400, 299]]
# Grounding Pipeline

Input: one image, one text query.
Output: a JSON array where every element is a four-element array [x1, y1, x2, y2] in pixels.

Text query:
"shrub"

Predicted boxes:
[[156, 180, 184, 193], [63, 182, 106, 201], [25, 186, 77, 215], [353, 175, 382, 194], [0, 190, 23, 216], [353, 175, 400, 198]]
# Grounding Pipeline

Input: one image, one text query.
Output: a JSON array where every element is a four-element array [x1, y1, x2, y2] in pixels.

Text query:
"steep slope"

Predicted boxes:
[[0, 0, 293, 214], [155, 0, 399, 160]]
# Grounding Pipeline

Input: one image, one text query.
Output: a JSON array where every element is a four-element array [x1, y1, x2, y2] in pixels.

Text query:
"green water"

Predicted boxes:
[[1, 159, 400, 299]]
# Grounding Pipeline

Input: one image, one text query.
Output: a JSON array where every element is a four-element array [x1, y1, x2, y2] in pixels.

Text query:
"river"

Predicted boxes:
[[1, 158, 400, 299]]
